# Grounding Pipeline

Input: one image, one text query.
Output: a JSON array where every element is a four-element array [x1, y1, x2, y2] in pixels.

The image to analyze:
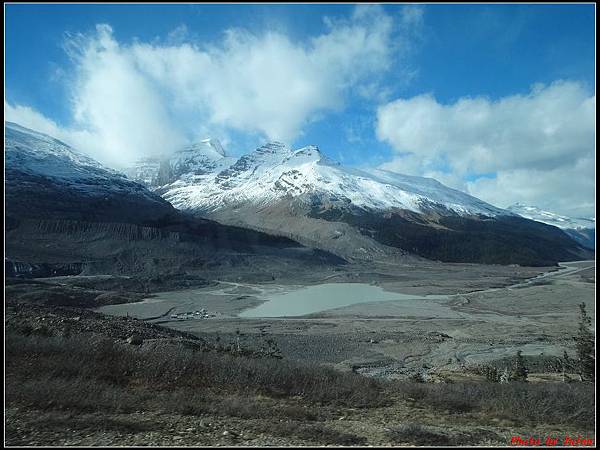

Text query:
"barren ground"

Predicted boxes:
[[97, 260, 595, 377]]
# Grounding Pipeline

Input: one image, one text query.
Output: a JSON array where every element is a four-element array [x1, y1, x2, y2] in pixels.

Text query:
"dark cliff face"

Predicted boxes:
[[308, 206, 594, 266], [5, 167, 178, 226]]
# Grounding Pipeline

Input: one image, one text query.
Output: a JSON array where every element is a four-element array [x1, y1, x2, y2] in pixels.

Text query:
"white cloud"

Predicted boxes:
[[376, 81, 596, 216], [466, 156, 596, 218], [130, 6, 395, 142], [7, 6, 403, 167], [67, 24, 187, 166], [5, 102, 98, 160], [399, 5, 424, 34]]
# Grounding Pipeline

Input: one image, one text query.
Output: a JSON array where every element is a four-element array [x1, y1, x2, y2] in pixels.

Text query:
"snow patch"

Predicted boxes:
[[508, 203, 595, 230]]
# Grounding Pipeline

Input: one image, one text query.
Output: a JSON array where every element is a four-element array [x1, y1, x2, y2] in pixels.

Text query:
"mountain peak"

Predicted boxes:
[[294, 145, 319, 155], [185, 139, 227, 158], [161, 139, 509, 218], [290, 145, 340, 167], [5, 121, 174, 224], [256, 141, 291, 154]]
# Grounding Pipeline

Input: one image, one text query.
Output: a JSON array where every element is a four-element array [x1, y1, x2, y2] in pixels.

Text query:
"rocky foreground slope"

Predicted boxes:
[[5, 280, 594, 446]]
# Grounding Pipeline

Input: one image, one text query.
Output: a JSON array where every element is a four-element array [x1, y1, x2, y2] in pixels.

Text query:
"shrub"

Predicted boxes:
[[386, 424, 452, 446], [391, 380, 594, 427], [5, 330, 386, 414], [478, 365, 501, 383], [267, 421, 366, 445]]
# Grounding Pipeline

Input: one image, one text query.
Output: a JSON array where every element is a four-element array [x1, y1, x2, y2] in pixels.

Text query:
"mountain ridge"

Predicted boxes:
[[508, 203, 595, 250], [141, 140, 593, 266], [156, 140, 509, 218], [5, 122, 345, 279]]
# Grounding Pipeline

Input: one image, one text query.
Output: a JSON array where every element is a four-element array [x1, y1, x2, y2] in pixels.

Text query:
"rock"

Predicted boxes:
[[126, 335, 143, 345]]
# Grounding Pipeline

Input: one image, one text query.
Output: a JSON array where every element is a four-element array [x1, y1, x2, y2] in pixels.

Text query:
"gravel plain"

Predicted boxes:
[[97, 260, 595, 377]]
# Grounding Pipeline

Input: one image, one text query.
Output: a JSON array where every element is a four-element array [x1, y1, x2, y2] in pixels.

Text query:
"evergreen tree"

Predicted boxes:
[[562, 350, 571, 369], [511, 350, 528, 382], [574, 302, 595, 382], [561, 350, 573, 383], [481, 365, 500, 383]]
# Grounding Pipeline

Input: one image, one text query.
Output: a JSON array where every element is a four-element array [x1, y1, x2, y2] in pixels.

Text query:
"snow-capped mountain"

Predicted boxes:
[[5, 123, 592, 265], [163, 141, 507, 217], [5, 122, 342, 278], [124, 138, 234, 187], [169, 139, 234, 178], [5, 121, 176, 224], [154, 141, 592, 265], [508, 203, 595, 249]]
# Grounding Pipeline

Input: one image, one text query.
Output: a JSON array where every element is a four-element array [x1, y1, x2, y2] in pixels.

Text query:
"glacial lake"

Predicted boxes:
[[237, 282, 429, 318]]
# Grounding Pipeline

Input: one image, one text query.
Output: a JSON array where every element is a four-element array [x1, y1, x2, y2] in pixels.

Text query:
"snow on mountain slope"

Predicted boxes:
[[5, 121, 110, 180], [124, 138, 234, 187], [170, 140, 235, 180], [162, 141, 509, 218], [5, 121, 175, 223], [125, 158, 162, 186], [507, 203, 595, 230], [507, 203, 595, 250]]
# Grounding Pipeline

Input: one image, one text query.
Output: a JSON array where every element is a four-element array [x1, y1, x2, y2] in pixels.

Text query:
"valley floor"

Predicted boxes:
[[97, 260, 595, 377], [5, 260, 596, 446]]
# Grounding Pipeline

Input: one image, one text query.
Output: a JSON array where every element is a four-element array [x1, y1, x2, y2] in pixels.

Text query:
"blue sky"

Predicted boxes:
[[4, 3, 596, 216]]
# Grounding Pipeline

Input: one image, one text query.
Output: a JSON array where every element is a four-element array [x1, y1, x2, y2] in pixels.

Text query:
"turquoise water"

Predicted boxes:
[[238, 282, 424, 318]]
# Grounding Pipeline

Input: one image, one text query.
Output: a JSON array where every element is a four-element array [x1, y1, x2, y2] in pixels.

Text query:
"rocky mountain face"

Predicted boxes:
[[124, 139, 235, 188], [152, 141, 593, 266], [508, 203, 595, 250], [5, 123, 344, 279]]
